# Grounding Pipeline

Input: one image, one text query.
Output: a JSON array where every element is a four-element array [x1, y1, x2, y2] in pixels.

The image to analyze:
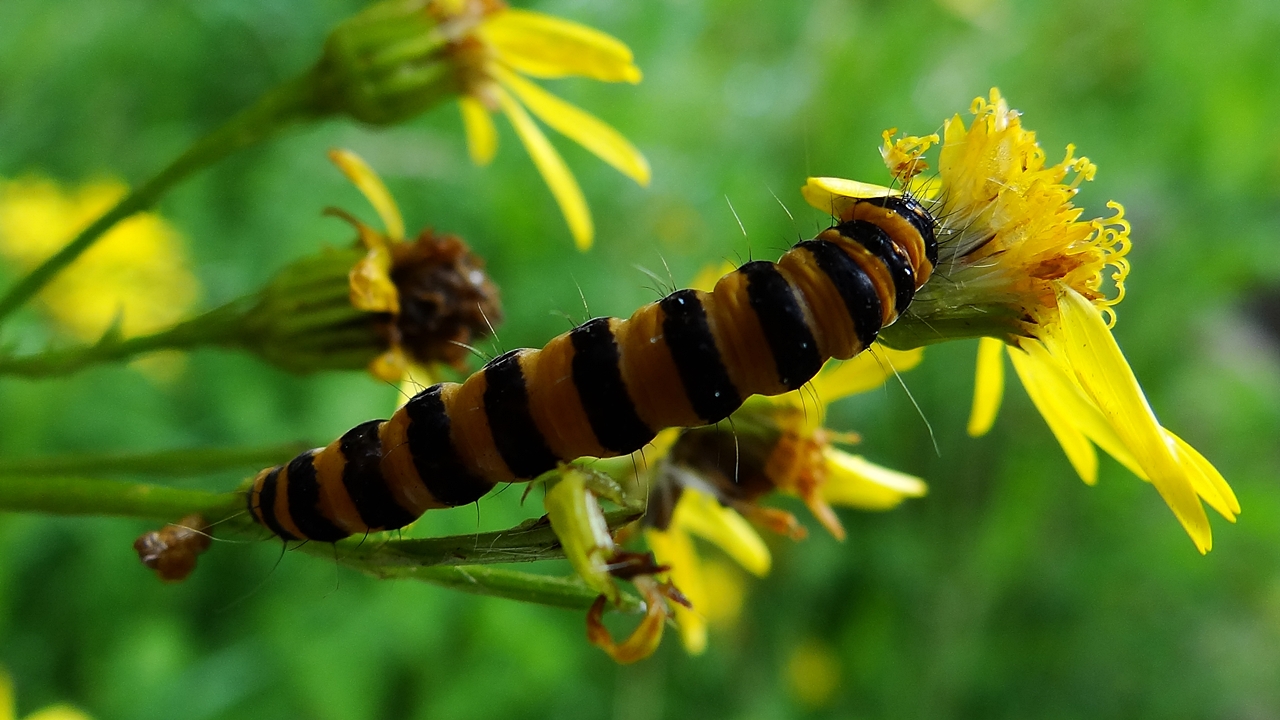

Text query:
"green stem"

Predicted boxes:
[[331, 509, 642, 569], [0, 442, 312, 478], [374, 565, 641, 613], [879, 302, 1023, 349], [0, 297, 255, 377], [0, 476, 242, 522], [0, 70, 329, 326]]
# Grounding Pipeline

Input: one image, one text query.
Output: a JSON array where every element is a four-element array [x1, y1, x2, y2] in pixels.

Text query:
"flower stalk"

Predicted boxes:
[[0, 442, 312, 479], [0, 248, 372, 377], [0, 471, 643, 612]]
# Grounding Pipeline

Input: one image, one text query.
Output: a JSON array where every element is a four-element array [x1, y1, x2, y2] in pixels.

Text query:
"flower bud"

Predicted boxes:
[[314, 0, 491, 125], [229, 227, 501, 378]]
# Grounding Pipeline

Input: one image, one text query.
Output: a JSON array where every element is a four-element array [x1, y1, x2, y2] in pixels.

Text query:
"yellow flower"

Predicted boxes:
[[760, 345, 930, 540], [0, 668, 93, 720], [808, 89, 1236, 553], [0, 176, 197, 344], [438, 0, 650, 250]]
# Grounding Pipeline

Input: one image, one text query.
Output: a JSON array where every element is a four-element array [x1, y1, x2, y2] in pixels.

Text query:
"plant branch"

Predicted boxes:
[[0, 442, 313, 478], [0, 475, 644, 612], [370, 565, 642, 613], [0, 476, 243, 522]]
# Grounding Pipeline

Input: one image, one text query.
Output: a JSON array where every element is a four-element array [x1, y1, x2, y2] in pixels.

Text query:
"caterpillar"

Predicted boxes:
[[247, 195, 938, 542]]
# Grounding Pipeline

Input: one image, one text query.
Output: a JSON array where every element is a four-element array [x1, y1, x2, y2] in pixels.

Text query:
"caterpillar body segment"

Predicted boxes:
[[248, 195, 938, 541]]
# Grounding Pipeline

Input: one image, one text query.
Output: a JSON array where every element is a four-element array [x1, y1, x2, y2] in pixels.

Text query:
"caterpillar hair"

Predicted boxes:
[[247, 194, 938, 542]]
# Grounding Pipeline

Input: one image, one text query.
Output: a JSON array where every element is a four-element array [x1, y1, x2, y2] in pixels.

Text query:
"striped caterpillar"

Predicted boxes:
[[247, 195, 938, 541]]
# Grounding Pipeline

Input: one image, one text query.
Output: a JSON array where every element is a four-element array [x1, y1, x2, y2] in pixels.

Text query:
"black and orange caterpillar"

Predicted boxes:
[[247, 195, 938, 541]]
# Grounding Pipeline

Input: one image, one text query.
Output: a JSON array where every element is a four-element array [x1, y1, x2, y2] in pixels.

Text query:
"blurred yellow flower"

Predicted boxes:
[[785, 640, 842, 709], [0, 176, 197, 343], [809, 89, 1236, 553], [438, 0, 650, 250], [0, 668, 93, 720]]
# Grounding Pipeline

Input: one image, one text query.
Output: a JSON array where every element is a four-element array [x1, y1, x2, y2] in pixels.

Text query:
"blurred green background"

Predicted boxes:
[[3, 0, 1280, 717]]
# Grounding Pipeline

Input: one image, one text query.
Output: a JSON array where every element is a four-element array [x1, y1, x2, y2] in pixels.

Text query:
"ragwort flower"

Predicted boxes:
[[808, 89, 1236, 553], [0, 153, 502, 382], [436, 0, 650, 250]]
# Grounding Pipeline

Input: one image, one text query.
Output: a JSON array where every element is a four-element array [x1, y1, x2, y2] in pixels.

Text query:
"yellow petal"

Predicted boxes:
[[495, 67, 650, 185], [1165, 428, 1239, 520], [810, 344, 924, 404], [821, 448, 927, 510], [1016, 339, 1145, 480], [348, 247, 399, 314], [1008, 343, 1099, 485], [481, 9, 642, 83], [697, 558, 746, 626], [1050, 286, 1212, 553], [646, 427, 683, 460], [368, 347, 408, 384], [672, 488, 771, 577], [801, 176, 897, 216], [496, 88, 594, 250], [327, 149, 404, 242], [644, 528, 707, 654], [459, 96, 498, 166], [396, 364, 436, 410], [967, 337, 1005, 437]]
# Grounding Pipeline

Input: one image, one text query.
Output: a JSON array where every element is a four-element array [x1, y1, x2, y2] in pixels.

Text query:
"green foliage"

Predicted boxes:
[[3, 0, 1280, 717]]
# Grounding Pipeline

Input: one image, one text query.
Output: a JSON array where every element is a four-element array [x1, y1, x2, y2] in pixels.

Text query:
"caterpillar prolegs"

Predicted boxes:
[[247, 195, 938, 541]]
